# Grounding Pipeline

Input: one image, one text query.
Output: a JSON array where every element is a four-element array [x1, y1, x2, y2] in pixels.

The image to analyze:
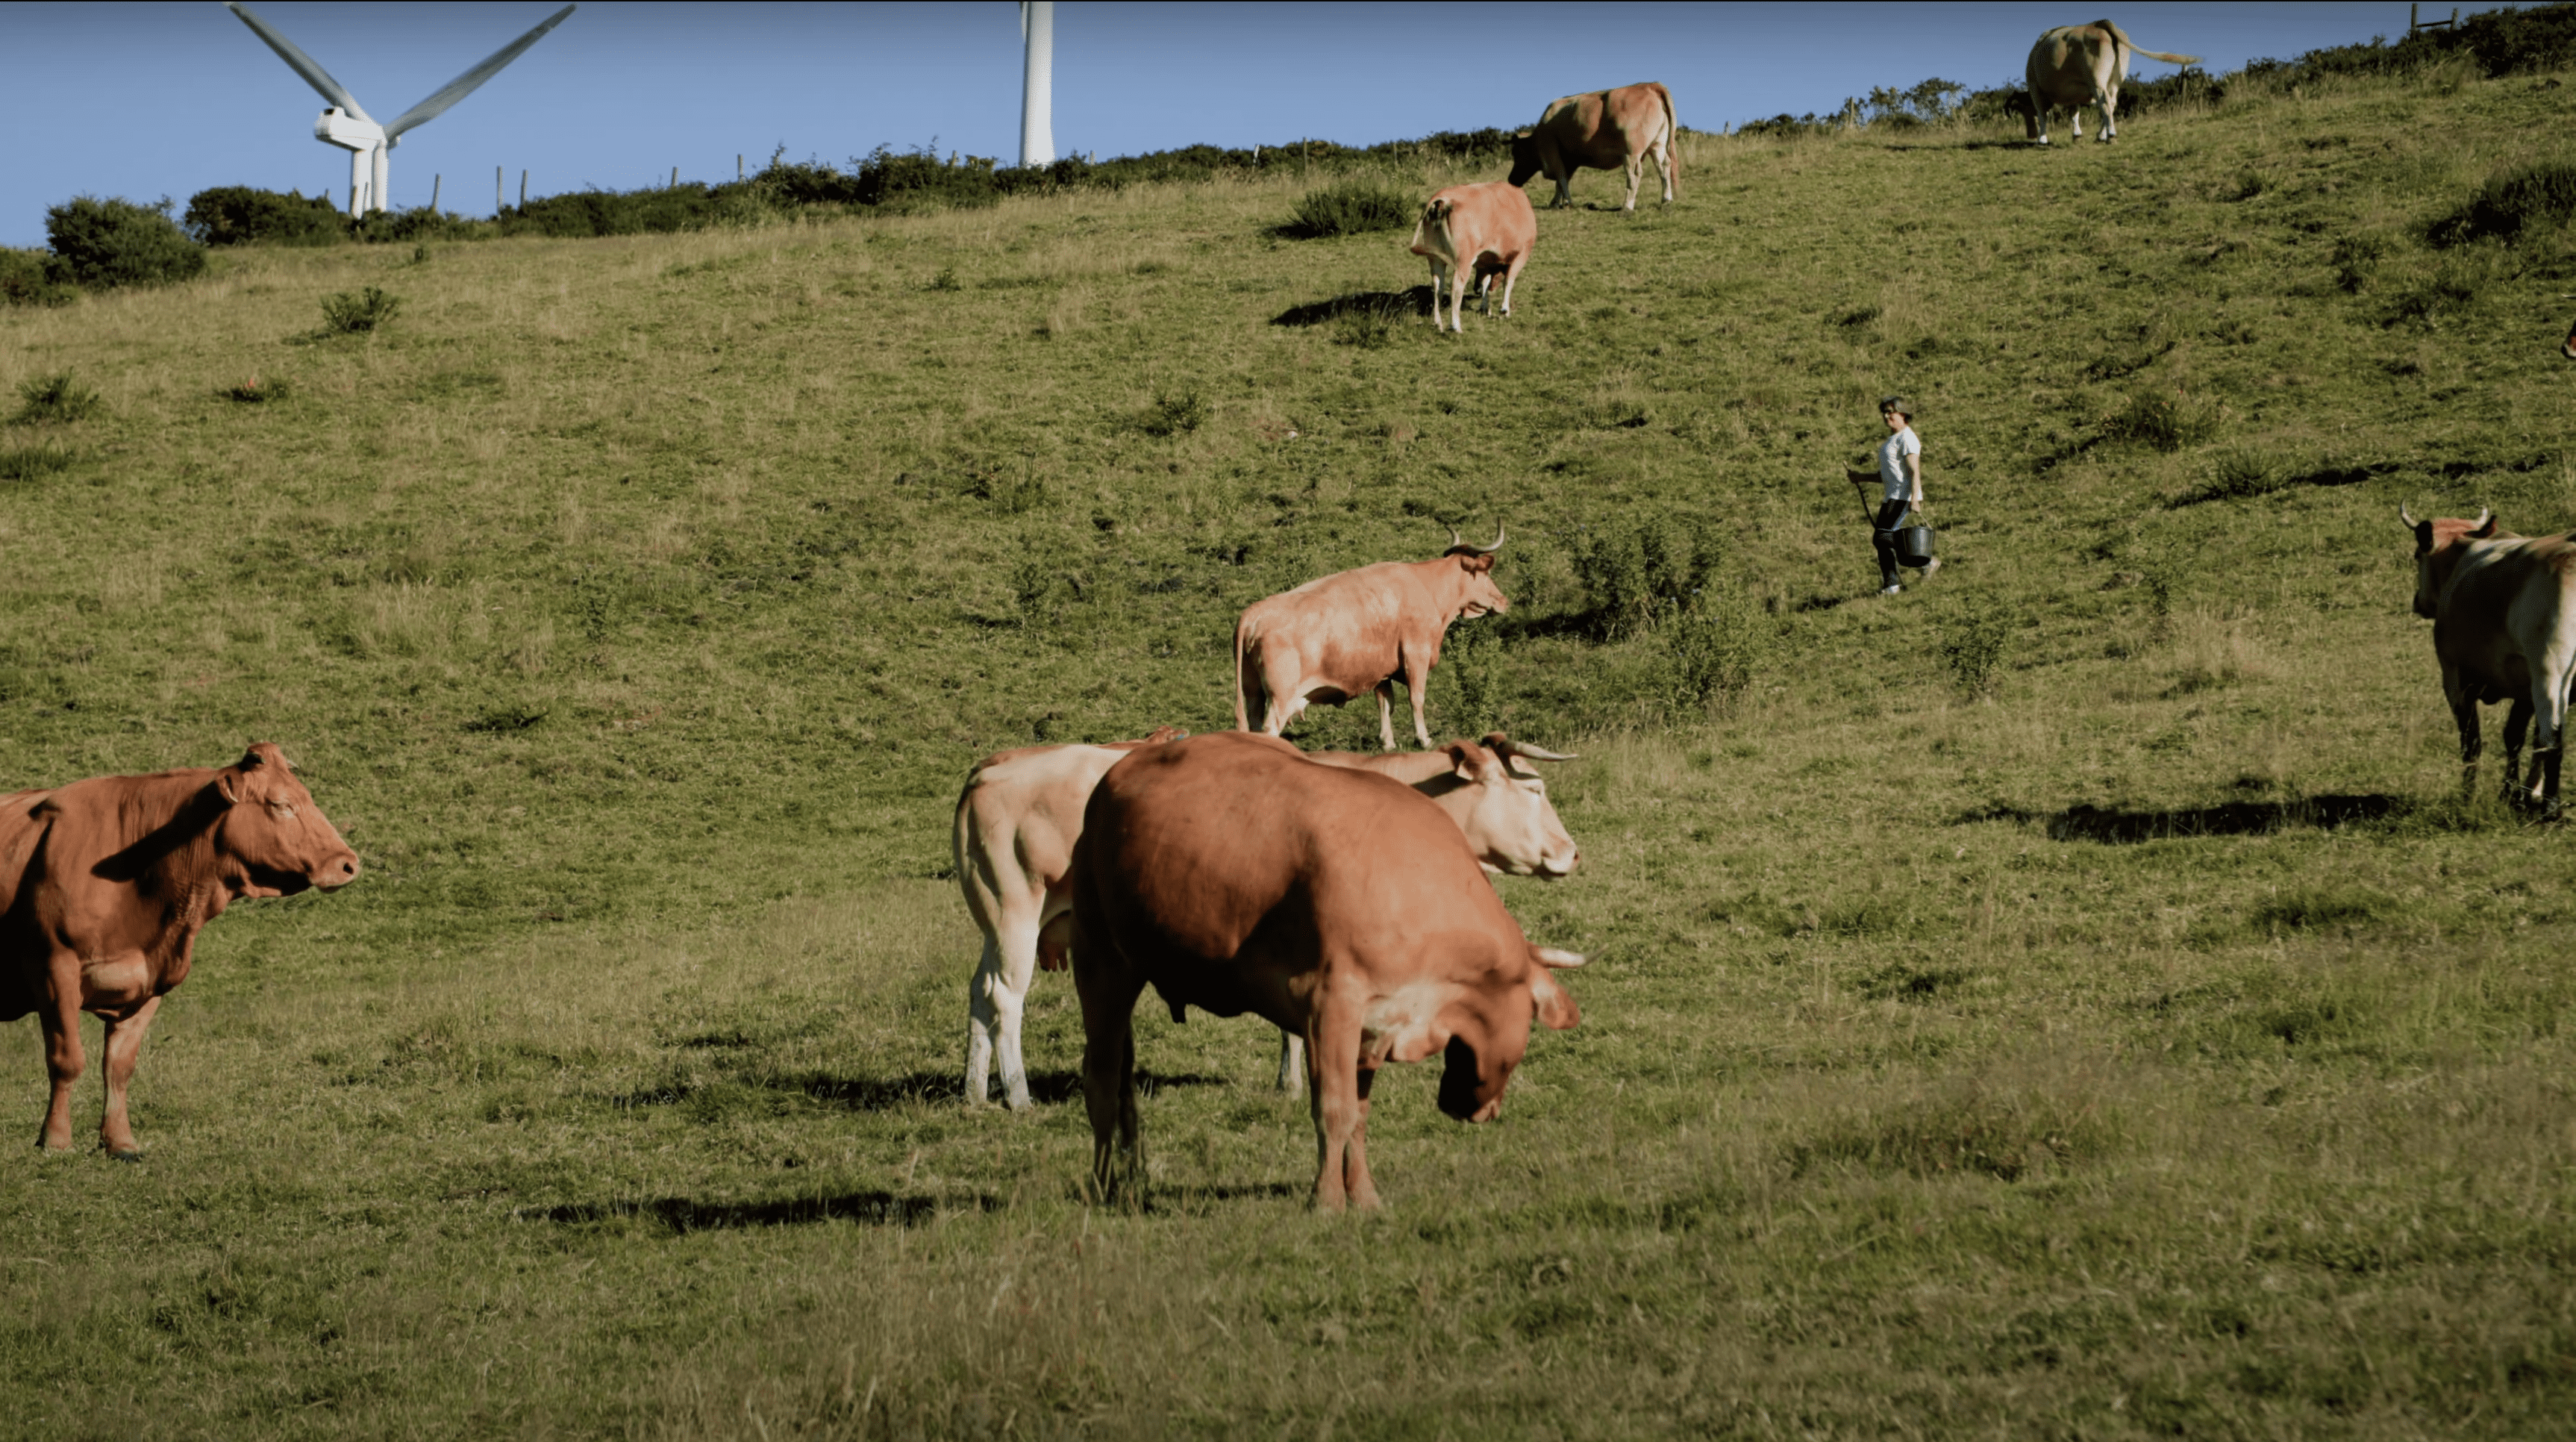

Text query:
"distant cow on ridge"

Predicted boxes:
[[1508, 82, 1678, 210], [2007, 19, 2200, 144], [0, 744, 359, 1157], [1234, 528, 1508, 749]]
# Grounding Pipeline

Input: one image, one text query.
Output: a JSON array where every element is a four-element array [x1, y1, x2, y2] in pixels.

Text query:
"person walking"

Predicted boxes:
[[1870, 396, 1936, 595]]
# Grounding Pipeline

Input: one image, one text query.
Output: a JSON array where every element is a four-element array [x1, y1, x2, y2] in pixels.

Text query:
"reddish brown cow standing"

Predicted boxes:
[[0, 743, 359, 1156], [1408, 184, 1537, 334], [1068, 732, 1583, 1211], [2403, 506, 2576, 808], [2006, 20, 2199, 144], [1507, 82, 1679, 210], [953, 726, 1186, 1111], [1234, 528, 1508, 750]]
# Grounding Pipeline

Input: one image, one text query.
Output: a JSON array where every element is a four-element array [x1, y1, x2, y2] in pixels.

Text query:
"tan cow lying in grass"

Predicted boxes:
[[1234, 529, 1508, 748], [1407, 184, 1536, 334], [2404, 505, 2576, 811], [0, 744, 358, 1156], [1069, 732, 1584, 1211], [1508, 81, 1678, 210], [2008, 19, 2199, 144]]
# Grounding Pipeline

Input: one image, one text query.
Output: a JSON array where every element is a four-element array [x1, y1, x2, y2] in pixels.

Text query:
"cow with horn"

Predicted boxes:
[[2402, 503, 2576, 809], [1234, 527, 1508, 751]]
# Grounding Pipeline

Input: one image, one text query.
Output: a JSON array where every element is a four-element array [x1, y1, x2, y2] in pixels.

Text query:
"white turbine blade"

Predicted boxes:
[[226, 1, 373, 122], [384, 4, 575, 140]]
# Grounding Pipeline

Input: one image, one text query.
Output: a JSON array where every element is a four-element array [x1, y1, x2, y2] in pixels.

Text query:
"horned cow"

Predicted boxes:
[[1234, 528, 1508, 750], [2403, 505, 2576, 810]]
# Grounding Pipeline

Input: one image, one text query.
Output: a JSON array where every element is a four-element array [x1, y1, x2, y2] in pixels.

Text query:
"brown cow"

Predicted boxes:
[[1068, 731, 1583, 1211], [2560, 314, 2575, 360], [2007, 20, 2199, 144], [0, 743, 358, 1156], [1408, 183, 1537, 334], [1507, 81, 1678, 210], [1234, 528, 1508, 749], [2403, 506, 2576, 809], [954, 726, 1186, 1111]]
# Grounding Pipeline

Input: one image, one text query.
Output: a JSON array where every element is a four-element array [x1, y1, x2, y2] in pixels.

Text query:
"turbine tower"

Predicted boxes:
[[226, 1, 578, 218], [1019, 1, 1054, 168]]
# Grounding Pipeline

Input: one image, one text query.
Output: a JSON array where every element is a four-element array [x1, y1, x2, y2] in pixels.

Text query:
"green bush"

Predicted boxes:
[[11, 373, 102, 426], [2427, 161, 2576, 247], [1657, 588, 1768, 722], [1573, 515, 1724, 640], [0, 247, 75, 307], [2101, 390, 2221, 452], [45, 196, 206, 289], [1940, 599, 2011, 699], [1439, 621, 1504, 737], [0, 443, 79, 483], [319, 287, 401, 334], [1285, 178, 1417, 239], [183, 186, 346, 247], [1142, 389, 1209, 437]]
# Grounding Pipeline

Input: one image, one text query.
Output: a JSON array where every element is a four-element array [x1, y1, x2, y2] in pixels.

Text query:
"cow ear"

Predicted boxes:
[[2471, 514, 2499, 539], [1530, 968, 1581, 1031], [215, 771, 243, 805], [1442, 740, 1482, 783]]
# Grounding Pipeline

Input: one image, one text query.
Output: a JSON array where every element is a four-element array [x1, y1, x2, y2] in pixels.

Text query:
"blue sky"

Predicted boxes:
[[0, 2, 2507, 247]]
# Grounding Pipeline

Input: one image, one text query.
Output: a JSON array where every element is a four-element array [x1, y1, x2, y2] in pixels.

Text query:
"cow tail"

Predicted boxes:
[[1232, 616, 1257, 731], [1659, 84, 1681, 193]]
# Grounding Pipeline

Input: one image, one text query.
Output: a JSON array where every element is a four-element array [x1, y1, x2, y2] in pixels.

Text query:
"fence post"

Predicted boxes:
[[429, 173, 440, 211], [496, 166, 504, 213], [737, 154, 744, 181], [520, 169, 528, 207], [670, 165, 678, 190]]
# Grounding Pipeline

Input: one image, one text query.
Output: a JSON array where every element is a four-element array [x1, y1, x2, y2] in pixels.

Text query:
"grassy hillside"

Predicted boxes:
[[2, 60, 2575, 1438]]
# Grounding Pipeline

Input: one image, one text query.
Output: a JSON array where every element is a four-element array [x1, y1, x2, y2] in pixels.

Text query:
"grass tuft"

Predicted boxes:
[[10, 373, 101, 426], [2427, 160, 2576, 246], [0, 443, 80, 482], [1284, 178, 1418, 239], [318, 285, 401, 334]]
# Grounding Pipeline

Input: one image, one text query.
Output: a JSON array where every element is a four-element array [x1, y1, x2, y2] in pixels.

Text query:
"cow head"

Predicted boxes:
[[1439, 525, 1511, 621], [210, 743, 360, 899], [2402, 503, 2498, 619], [1507, 131, 1541, 189], [2005, 90, 2039, 138], [1434, 943, 1584, 1123], [1433, 735, 1581, 878]]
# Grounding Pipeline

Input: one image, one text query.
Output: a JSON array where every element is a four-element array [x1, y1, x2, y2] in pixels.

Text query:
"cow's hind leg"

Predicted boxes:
[[2504, 697, 2536, 805], [1277, 1030, 1306, 1099], [2447, 670, 2483, 799], [965, 930, 1002, 1103], [1497, 254, 1526, 318], [1375, 679, 1399, 752], [1621, 155, 1642, 212], [2534, 665, 2572, 816], [987, 912, 1043, 1111], [35, 983, 82, 1152], [97, 995, 160, 1158]]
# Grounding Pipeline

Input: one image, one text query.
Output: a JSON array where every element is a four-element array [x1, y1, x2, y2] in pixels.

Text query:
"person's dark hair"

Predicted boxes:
[[1878, 395, 1913, 420]]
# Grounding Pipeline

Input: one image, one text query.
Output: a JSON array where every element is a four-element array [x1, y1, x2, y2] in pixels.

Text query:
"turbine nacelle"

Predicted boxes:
[[313, 109, 385, 152]]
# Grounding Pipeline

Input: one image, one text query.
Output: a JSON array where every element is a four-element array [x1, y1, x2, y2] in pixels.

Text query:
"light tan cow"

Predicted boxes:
[[954, 727, 1185, 1110], [2007, 19, 2199, 144], [2404, 507, 2576, 810], [1508, 82, 1678, 210], [1234, 530, 1508, 749], [1408, 184, 1537, 334]]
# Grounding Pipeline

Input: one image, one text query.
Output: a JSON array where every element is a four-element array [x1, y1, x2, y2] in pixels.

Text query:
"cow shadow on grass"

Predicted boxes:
[[1272, 287, 1434, 328], [795, 1068, 1228, 1111], [522, 1190, 997, 1233], [1958, 793, 2408, 843]]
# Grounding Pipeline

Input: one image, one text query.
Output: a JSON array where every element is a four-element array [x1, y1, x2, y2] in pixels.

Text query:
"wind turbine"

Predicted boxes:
[[225, 1, 577, 218], [1019, 1, 1054, 167]]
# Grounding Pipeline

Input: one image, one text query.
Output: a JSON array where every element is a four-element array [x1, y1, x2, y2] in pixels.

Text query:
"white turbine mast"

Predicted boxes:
[[1019, 1, 1054, 167], [225, 1, 577, 218]]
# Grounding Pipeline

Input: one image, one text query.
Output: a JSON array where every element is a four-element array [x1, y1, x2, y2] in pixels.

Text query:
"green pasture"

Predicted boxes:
[[2, 62, 2575, 1438]]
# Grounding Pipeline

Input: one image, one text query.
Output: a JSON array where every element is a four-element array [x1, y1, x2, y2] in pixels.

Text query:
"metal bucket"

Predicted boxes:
[[1892, 523, 1936, 569]]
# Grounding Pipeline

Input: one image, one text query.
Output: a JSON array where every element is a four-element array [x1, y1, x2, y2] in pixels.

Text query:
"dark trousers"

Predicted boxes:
[[1872, 499, 1913, 587]]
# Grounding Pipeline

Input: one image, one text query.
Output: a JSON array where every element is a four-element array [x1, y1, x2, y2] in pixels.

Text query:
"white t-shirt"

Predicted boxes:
[[1878, 425, 1922, 502]]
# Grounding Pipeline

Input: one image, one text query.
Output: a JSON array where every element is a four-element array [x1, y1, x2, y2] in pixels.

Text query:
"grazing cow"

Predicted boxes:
[[2008, 20, 2200, 144], [2560, 315, 2575, 360], [1067, 731, 1584, 1211], [954, 727, 1187, 1110], [2403, 505, 2576, 809], [1234, 528, 1508, 749], [0, 743, 358, 1156], [1507, 82, 1679, 210], [1408, 184, 1537, 334]]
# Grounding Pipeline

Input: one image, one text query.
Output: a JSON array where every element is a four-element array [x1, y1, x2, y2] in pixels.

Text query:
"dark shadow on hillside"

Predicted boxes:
[[797, 1068, 1225, 1111], [522, 1190, 995, 1232], [1139, 1181, 1308, 1211], [1957, 793, 2408, 843], [1271, 287, 1434, 327]]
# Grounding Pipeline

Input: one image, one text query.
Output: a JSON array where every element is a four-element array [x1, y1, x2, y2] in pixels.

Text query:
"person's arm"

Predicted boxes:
[[1906, 449, 1925, 508]]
